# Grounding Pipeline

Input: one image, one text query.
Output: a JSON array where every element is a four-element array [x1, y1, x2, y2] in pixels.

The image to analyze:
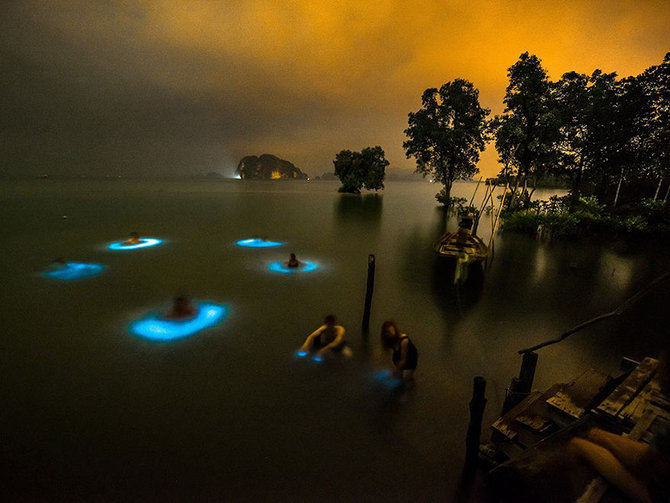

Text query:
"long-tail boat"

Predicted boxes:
[[434, 216, 489, 262]]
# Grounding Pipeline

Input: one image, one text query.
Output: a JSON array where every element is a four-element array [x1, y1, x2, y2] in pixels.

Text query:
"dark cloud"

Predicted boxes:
[[1, 0, 669, 178]]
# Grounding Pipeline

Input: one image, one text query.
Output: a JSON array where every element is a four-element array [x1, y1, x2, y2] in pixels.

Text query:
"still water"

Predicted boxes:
[[1, 179, 668, 501]]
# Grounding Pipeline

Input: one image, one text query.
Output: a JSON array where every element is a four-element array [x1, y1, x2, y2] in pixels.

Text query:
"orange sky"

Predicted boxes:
[[1, 0, 669, 177]]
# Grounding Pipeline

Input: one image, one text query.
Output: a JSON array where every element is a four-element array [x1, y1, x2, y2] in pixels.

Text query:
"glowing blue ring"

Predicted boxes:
[[43, 262, 106, 281], [268, 261, 319, 273], [236, 238, 284, 248], [129, 302, 228, 341], [108, 238, 163, 250]]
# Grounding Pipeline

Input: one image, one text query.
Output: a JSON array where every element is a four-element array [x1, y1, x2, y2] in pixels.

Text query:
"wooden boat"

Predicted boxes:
[[434, 217, 489, 262]]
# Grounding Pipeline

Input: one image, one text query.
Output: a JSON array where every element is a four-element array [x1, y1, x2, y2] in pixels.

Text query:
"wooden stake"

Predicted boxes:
[[362, 254, 376, 332]]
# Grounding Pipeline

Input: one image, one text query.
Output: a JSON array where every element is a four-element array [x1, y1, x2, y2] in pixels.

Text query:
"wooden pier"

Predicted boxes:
[[480, 357, 670, 502]]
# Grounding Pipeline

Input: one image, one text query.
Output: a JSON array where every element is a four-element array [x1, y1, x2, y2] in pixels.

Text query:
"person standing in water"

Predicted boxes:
[[300, 315, 351, 357], [287, 253, 301, 268], [381, 320, 418, 380]]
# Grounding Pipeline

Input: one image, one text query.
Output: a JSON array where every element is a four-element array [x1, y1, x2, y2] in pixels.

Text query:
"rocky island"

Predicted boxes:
[[235, 154, 308, 180]]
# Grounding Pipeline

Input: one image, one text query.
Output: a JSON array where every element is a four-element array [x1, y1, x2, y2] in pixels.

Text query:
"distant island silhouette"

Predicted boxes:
[[236, 154, 308, 180]]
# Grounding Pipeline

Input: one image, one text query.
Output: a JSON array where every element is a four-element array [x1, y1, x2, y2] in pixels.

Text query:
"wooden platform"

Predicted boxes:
[[482, 357, 669, 503]]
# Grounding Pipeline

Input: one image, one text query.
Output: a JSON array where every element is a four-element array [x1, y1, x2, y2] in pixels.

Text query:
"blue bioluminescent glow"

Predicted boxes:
[[372, 369, 404, 389], [43, 262, 106, 281], [129, 302, 227, 341], [236, 238, 284, 248], [108, 238, 163, 250], [268, 260, 319, 273], [312, 355, 323, 363], [295, 350, 309, 358]]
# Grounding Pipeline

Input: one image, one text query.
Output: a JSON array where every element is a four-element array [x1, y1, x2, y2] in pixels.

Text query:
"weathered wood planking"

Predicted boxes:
[[618, 375, 661, 425], [596, 357, 658, 419], [545, 369, 611, 421], [577, 376, 668, 503]]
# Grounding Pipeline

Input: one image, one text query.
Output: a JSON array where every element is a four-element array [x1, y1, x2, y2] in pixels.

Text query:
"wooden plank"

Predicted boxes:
[[491, 392, 542, 441], [596, 357, 658, 419], [618, 376, 660, 425], [545, 369, 611, 421], [576, 392, 667, 503]]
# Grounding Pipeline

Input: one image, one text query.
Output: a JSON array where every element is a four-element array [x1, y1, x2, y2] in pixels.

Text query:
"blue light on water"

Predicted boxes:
[[372, 369, 403, 389], [295, 350, 309, 358], [236, 238, 284, 248], [129, 302, 227, 341], [268, 260, 319, 273], [108, 238, 163, 250], [312, 355, 323, 363], [43, 262, 106, 281]]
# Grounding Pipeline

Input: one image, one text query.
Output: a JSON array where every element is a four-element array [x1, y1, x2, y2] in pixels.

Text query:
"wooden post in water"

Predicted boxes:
[[465, 376, 487, 472], [502, 351, 539, 413], [362, 254, 376, 332], [518, 351, 538, 394]]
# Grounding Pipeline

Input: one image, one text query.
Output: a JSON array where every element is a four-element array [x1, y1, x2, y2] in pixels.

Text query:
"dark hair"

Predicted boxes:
[[324, 314, 336, 325], [381, 320, 399, 347], [130, 231, 139, 237]]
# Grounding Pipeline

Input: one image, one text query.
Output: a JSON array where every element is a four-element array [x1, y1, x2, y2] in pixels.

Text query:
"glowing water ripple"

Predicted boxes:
[[43, 262, 106, 281], [268, 261, 319, 273], [129, 302, 228, 341], [236, 238, 284, 248], [108, 238, 163, 250]]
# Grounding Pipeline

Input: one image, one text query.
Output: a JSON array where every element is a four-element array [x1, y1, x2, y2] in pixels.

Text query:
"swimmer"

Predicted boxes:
[[381, 320, 418, 380], [287, 253, 301, 268], [164, 296, 198, 320], [123, 232, 141, 246], [300, 315, 352, 357]]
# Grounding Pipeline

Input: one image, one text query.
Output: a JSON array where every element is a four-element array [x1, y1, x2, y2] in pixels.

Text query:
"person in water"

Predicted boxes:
[[123, 232, 141, 246], [381, 320, 418, 380], [287, 253, 301, 268], [165, 296, 198, 320], [300, 315, 351, 357], [566, 350, 670, 503]]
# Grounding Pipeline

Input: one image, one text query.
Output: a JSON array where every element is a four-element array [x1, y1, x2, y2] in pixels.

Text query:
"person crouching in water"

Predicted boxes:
[[381, 320, 418, 380], [300, 315, 352, 358]]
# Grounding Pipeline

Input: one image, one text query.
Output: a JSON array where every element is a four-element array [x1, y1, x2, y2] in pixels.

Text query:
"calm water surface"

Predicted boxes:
[[1, 179, 668, 501]]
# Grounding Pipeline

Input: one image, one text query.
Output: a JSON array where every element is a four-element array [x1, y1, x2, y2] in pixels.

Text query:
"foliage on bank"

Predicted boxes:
[[501, 195, 670, 240]]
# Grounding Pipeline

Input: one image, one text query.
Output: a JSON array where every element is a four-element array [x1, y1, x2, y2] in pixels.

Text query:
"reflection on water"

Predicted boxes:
[[334, 193, 383, 227], [1, 179, 668, 501]]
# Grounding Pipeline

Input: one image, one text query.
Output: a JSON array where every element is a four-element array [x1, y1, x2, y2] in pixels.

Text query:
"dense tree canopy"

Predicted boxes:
[[492, 51, 670, 208], [404, 79, 489, 205], [490, 53, 562, 203], [333, 146, 388, 194]]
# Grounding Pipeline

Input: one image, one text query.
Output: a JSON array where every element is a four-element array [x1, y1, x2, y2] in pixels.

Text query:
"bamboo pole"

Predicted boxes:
[[468, 177, 484, 208], [488, 184, 508, 252]]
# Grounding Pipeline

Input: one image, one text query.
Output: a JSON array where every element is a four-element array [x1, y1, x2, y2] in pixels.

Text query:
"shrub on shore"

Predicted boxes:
[[502, 195, 670, 240]]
